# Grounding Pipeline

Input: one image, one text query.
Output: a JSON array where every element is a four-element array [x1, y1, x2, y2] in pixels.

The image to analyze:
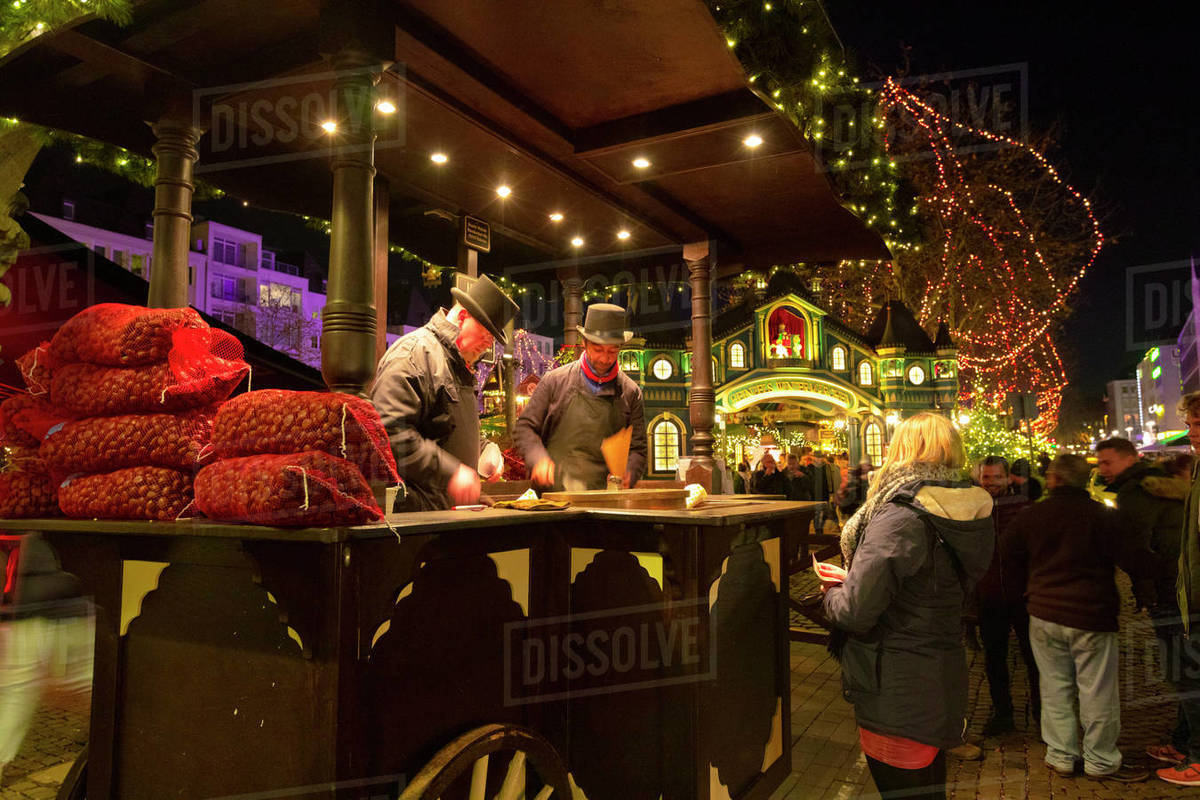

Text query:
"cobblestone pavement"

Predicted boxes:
[[0, 682, 88, 800], [772, 562, 1200, 799]]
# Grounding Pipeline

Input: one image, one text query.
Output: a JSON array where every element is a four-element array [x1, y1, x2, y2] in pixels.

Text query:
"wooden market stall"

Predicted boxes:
[[7, 500, 817, 799]]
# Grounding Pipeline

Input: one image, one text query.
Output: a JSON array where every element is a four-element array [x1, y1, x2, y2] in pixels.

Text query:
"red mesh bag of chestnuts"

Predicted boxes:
[[0, 394, 62, 448], [49, 327, 248, 416], [211, 390, 399, 485], [0, 456, 61, 519], [58, 466, 194, 521], [47, 304, 207, 366], [40, 408, 217, 475], [195, 450, 384, 527], [15, 344, 53, 395]]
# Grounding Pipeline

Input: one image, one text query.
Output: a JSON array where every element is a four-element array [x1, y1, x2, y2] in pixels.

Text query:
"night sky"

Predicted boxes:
[[827, 0, 1197, 431]]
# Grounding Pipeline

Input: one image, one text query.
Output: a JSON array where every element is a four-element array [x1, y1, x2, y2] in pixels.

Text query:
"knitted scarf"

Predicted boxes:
[[838, 461, 965, 569]]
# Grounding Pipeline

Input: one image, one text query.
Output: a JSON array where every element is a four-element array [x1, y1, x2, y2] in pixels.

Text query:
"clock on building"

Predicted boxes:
[[907, 364, 926, 385]]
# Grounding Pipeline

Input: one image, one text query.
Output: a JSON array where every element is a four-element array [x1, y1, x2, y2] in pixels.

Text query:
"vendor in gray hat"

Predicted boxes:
[[371, 274, 519, 511], [515, 303, 647, 491]]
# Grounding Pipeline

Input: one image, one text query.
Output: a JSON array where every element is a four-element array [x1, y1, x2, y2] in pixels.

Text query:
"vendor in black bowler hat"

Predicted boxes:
[[371, 274, 519, 511], [514, 303, 647, 492]]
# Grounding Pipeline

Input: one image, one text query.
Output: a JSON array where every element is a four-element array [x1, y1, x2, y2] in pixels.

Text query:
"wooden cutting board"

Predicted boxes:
[[541, 488, 688, 510]]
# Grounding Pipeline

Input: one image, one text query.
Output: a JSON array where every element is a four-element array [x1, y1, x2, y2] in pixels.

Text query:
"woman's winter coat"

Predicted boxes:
[[822, 481, 994, 748]]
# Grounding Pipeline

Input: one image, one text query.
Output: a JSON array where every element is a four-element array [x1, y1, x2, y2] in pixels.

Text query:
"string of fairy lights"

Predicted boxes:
[[875, 78, 1103, 432], [707, 0, 1102, 432]]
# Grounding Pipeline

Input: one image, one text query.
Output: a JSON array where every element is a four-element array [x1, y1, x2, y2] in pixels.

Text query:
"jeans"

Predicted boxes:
[[0, 615, 95, 767], [1150, 605, 1200, 762], [865, 752, 946, 799], [978, 601, 1040, 719], [812, 501, 830, 534], [1028, 615, 1122, 776]]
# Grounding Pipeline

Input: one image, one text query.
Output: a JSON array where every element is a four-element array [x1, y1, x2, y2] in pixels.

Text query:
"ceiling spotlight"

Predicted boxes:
[[375, 100, 397, 114], [632, 157, 651, 169], [571, 236, 584, 248], [321, 120, 337, 133], [617, 230, 631, 240], [430, 152, 448, 164], [549, 212, 564, 222], [743, 133, 764, 148], [242, 200, 249, 207], [496, 185, 512, 198]]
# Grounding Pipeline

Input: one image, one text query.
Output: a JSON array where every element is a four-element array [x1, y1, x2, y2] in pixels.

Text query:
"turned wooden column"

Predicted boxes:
[[562, 274, 583, 347], [322, 56, 380, 396], [147, 119, 201, 309], [685, 242, 715, 471]]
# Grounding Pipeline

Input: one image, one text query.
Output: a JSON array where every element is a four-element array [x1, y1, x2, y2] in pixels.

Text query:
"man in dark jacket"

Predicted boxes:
[[751, 453, 788, 496], [803, 452, 839, 533], [515, 304, 646, 491], [371, 275, 519, 510], [784, 454, 811, 501], [973, 456, 1038, 736], [1002, 454, 1153, 782], [1096, 438, 1184, 612]]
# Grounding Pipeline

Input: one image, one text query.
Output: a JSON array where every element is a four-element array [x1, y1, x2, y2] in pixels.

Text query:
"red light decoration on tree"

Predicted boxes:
[[876, 78, 1104, 432]]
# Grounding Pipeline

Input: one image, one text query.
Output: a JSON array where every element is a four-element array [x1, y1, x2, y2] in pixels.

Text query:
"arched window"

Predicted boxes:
[[652, 357, 674, 380], [712, 356, 719, 382], [858, 361, 874, 386], [729, 342, 746, 369], [830, 345, 847, 371], [864, 423, 883, 466], [652, 418, 683, 472], [619, 350, 640, 372]]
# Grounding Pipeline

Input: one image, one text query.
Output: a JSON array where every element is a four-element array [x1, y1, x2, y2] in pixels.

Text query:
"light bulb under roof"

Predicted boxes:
[[496, 185, 512, 198], [632, 157, 651, 169], [375, 100, 397, 114], [743, 133, 763, 148], [549, 212, 564, 222], [430, 152, 448, 164], [321, 120, 337, 133], [571, 236, 584, 248], [617, 230, 631, 240]]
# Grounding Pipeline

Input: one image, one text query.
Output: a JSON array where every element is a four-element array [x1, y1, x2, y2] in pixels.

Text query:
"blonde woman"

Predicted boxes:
[[820, 413, 994, 799]]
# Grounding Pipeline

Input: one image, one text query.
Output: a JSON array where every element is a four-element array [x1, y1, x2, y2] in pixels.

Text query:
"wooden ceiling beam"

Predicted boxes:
[[571, 91, 771, 155]]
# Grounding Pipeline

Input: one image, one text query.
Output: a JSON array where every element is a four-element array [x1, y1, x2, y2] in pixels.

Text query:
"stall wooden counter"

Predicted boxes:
[[1, 499, 819, 800]]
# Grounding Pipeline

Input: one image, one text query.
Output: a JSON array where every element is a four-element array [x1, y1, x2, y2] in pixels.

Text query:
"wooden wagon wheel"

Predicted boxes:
[[399, 724, 575, 800]]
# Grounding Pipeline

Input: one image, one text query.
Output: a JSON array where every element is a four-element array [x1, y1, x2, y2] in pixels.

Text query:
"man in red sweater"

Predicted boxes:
[[1002, 454, 1154, 782]]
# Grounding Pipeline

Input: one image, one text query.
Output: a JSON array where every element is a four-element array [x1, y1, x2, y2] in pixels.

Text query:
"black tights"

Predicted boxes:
[[865, 752, 946, 800]]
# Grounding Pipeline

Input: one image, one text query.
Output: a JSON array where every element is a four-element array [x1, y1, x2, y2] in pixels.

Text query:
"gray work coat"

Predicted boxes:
[[370, 311, 480, 511]]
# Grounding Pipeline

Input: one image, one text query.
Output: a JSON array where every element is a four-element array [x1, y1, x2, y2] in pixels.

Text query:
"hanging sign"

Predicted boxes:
[[463, 215, 491, 253]]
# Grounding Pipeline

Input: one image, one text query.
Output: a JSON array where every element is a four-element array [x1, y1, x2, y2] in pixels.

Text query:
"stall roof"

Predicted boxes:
[[0, 0, 889, 272]]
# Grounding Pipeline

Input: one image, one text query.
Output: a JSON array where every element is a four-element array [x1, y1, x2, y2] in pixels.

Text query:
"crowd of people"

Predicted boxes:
[[733, 447, 872, 533], [814, 396, 1200, 798]]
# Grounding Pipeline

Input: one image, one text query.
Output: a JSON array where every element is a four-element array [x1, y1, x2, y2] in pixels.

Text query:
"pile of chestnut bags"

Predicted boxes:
[[0, 304, 397, 527]]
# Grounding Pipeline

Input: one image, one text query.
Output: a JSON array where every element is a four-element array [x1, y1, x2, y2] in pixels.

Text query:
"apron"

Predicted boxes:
[[545, 388, 620, 492]]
